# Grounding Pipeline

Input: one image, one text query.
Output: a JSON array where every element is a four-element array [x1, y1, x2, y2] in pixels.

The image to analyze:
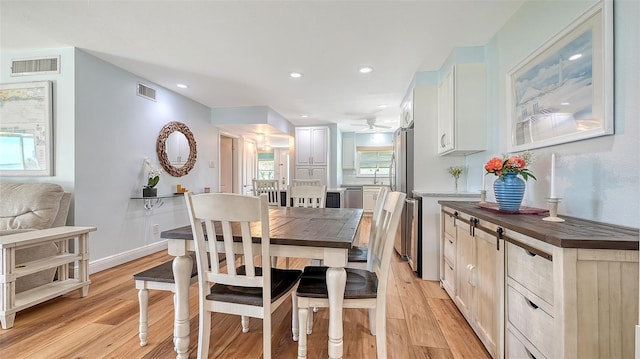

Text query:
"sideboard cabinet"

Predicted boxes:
[[440, 201, 638, 359]]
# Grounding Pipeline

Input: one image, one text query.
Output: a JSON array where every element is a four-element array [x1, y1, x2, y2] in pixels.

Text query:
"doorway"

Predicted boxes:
[[219, 135, 236, 193]]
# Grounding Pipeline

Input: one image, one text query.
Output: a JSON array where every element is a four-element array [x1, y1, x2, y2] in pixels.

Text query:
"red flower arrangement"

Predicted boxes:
[[485, 152, 536, 181]]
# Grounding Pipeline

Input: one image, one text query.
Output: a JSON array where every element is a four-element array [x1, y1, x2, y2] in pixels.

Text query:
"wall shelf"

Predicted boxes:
[[131, 193, 185, 210]]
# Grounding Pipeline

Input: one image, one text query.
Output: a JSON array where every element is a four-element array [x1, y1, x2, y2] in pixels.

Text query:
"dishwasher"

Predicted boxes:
[[344, 186, 363, 208]]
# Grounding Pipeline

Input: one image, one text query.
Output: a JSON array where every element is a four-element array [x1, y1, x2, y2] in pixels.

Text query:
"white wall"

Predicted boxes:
[[1, 48, 77, 222], [464, 0, 639, 227], [73, 49, 218, 262]]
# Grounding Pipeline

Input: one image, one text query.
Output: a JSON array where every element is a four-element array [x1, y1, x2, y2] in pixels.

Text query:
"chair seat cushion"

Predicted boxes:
[[133, 255, 198, 283], [296, 266, 378, 299], [208, 266, 302, 306], [348, 246, 368, 263]]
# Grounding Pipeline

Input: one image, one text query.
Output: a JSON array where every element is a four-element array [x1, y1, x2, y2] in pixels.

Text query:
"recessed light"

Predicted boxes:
[[561, 102, 571, 106], [569, 54, 582, 61], [301, 114, 309, 118], [359, 66, 373, 74], [377, 104, 387, 108], [176, 84, 188, 89], [289, 72, 303, 78]]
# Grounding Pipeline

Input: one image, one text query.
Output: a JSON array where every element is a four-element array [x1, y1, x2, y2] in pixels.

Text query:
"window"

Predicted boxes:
[[356, 146, 393, 177], [257, 152, 275, 180]]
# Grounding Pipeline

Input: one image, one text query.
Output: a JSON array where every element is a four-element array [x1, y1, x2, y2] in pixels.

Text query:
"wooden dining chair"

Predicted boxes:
[[294, 191, 406, 359], [252, 179, 280, 207], [184, 192, 302, 359], [347, 186, 389, 270], [291, 179, 321, 187], [289, 185, 326, 208]]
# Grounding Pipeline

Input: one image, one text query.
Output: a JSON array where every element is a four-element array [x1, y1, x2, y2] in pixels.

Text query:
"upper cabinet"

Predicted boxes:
[[342, 136, 355, 169], [437, 63, 486, 155], [295, 127, 328, 166]]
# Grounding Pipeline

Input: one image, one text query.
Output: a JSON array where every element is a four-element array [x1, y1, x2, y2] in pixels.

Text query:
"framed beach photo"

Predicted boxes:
[[506, 0, 613, 152], [0, 81, 53, 176]]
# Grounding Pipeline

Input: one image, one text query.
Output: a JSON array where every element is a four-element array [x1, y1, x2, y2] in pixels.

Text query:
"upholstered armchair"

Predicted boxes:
[[0, 183, 72, 292]]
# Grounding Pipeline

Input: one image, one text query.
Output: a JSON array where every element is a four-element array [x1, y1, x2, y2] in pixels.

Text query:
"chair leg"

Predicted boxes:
[[307, 307, 314, 334], [368, 308, 376, 336], [271, 256, 278, 268], [241, 315, 250, 333], [375, 303, 387, 359], [138, 288, 149, 346], [291, 293, 299, 341], [297, 306, 309, 359], [285, 257, 290, 269], [198, 310, 212, 359], [263, 311, 272, 359]]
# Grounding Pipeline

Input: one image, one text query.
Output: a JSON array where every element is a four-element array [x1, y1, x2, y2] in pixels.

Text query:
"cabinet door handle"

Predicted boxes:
[[448, 239, 453, 244], [526, 250, 537, 257], [440, 134, 446, 148], [525, 298, 539, 310]]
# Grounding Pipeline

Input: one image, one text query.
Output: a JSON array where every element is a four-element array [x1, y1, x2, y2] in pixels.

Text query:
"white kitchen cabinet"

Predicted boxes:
[[437, 63, 486, 155], [295, 127, 327, 166], [342, 136, 355, 169], [294, 166, 327, 186], [362, 185, 386, 213]]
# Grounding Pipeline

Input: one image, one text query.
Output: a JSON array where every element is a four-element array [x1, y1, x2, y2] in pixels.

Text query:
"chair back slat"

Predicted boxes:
[[370, 191, 406, 286], [240, 221, 256, 277], [253, 179, 280, 206], [366, 187, 389, 269], [185, 193, 270, 295], [221, 220, 238, 276], [291, 179, 321, 187], [204, 220, 221, 274], [289, 185, 326, 208]]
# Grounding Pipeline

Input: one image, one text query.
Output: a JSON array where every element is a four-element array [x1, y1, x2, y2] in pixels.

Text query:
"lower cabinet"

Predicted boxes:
[[447, 210, 503, 358], [440, 202, 639, 359]]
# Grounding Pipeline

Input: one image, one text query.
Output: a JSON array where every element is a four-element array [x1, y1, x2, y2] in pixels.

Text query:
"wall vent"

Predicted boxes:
[[137, 83, 157, 101], [11, 56, 60, 76]]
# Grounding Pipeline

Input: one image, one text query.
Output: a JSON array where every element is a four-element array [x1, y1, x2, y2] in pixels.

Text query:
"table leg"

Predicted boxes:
[[326, 267, 346, 359], [173, 255, 192, 359]]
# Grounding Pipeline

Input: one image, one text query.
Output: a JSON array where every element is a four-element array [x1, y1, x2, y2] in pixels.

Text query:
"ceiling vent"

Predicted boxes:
[[137, 83, 157, 101], [11, 56, 60, 76]]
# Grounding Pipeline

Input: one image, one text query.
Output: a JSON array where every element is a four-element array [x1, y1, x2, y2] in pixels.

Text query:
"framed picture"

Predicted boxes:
[[506, 0, 613, 152], [0, 81, 53, 176]]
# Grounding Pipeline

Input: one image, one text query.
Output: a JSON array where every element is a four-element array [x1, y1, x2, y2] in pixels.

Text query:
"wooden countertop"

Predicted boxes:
[[439, 201, 639, 250]]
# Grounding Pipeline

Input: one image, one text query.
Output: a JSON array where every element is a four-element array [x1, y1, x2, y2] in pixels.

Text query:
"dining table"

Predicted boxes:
[[161, 206, 364, 359]]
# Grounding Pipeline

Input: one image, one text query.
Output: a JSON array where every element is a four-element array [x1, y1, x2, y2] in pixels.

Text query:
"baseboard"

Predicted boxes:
[[89, 240, 168, 274]]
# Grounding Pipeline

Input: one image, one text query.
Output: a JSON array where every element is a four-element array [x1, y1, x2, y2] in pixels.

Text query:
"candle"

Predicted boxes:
[[481, 166, 486, 190], [550, 154, 556, 198]]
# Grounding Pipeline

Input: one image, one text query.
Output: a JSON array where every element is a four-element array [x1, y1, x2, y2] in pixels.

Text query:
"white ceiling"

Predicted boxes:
[[0, 0, 523, 139]]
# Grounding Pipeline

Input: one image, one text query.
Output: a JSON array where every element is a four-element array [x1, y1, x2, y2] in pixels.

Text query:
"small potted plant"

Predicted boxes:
[[143, 158, 162, 197], [447, 166, 465, 192]]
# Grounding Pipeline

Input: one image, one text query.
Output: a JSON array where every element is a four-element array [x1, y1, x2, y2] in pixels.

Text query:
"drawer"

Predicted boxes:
[[442, 261, 455, 294], [507, 241, 553, 305], [443, 211, 456, 237], [506, 328, 546, 359], [444, 233, 456, 264], [507, 285, 554, 357]]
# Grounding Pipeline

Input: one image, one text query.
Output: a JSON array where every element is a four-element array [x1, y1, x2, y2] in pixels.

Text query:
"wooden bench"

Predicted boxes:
[[133, 256, 197, 346], [0, 226, 96, 329]]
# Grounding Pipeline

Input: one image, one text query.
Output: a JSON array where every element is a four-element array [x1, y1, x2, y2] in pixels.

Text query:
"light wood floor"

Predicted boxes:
[[0, 217, 491, 358]]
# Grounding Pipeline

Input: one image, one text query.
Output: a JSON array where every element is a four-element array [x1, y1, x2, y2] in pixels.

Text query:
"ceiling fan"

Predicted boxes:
[[353, 117, 392, 130]]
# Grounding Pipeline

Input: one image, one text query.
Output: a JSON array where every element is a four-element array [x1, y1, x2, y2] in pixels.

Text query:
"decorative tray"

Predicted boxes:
[[475, 202, 548, 215]]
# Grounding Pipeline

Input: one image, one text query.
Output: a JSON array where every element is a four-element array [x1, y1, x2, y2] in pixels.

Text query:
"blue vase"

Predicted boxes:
[[493, 172, 525, 211]]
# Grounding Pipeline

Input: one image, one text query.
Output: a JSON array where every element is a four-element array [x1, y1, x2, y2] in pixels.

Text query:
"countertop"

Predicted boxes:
[[439, 201, 639, 250], [413, 190, 481, 197]]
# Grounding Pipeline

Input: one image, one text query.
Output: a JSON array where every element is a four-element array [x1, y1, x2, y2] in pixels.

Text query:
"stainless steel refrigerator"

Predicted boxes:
[[391, 125, 416, 273]]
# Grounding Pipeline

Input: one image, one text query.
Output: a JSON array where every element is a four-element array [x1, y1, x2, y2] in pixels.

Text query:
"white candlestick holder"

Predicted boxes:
[[479, 190, 487, 203], [542, 197, 565, 222]]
